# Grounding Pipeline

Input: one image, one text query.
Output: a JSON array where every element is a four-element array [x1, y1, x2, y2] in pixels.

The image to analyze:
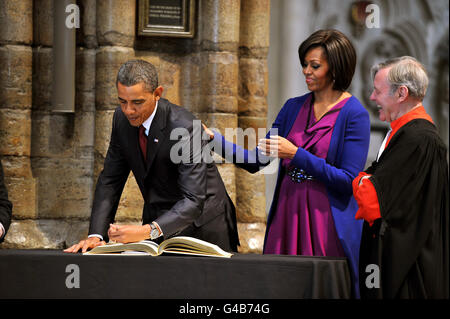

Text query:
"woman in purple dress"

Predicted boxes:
[[204, 29, 370, 297]]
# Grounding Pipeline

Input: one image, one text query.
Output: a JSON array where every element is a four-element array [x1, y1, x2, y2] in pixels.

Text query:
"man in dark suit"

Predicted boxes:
[[0, 160, 12, 243], [65, 60, 238, 253]]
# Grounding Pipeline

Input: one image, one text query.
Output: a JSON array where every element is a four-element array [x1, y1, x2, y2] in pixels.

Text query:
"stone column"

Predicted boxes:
[[95, 0, 140, 223], [1, 0, 96, 248], [197, 0, 241, 205], [31, 0, 97, 221], [0, 0, 37, 246], [236, 0, 270, 253]]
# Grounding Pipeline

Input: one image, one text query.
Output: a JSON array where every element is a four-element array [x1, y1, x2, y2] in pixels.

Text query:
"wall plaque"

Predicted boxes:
[[138, 0, 195, 38]]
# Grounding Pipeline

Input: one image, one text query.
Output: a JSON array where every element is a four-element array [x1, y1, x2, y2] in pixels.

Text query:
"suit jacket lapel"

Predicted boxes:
[[145, 99, 169, 177]]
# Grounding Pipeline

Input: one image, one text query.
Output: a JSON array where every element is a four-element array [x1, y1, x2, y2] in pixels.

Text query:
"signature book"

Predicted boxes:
[[83, 236, 233, 258]]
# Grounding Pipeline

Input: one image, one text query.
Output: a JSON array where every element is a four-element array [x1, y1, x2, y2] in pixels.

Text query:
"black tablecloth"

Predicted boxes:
[[0, 249, 351, 299]]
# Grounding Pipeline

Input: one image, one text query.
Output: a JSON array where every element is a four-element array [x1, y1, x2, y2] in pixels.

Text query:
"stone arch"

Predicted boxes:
[[359, 16, 429, 114], [360, 31, 410, 115]]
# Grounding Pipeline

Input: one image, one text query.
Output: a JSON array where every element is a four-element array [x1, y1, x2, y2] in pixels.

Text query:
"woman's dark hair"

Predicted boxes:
[[298, 29, 356, 91]]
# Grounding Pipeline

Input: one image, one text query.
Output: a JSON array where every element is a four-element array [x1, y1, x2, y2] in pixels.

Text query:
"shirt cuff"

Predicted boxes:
[[152, 221, 164, 238], [0, 223, 4, 240], [88, 234, 103, 241]]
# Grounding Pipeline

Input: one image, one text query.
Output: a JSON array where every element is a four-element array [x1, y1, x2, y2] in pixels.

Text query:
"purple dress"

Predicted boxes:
[[264, 95, 349, 257]]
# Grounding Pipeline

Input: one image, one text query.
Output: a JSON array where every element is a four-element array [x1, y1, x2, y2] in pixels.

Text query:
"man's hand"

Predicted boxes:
[[108, 224, 151, 243], [358, 175, 371, 186], [63, 237, 106, 253], [202, 123, 214, 140]]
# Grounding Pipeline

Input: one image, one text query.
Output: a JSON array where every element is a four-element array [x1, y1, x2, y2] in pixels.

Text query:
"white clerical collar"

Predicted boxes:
[[141, 101, 158, 136]]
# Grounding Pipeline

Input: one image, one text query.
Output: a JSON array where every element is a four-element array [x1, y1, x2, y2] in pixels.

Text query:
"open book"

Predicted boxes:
[[83, 236, 233, 258]]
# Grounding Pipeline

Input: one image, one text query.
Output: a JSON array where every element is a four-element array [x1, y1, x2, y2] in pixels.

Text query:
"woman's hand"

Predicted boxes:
[[258, 135, 298, 159]]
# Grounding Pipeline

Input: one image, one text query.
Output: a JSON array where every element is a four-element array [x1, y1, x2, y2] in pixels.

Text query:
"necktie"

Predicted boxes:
[[139, 125, 147, 161]]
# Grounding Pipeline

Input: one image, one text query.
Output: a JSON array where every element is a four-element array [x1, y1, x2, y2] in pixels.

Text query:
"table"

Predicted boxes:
[[0, 249, 351, 299]]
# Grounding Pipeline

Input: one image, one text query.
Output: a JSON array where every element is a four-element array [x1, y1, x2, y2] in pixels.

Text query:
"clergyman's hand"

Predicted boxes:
[[63, 237, 106, 253]]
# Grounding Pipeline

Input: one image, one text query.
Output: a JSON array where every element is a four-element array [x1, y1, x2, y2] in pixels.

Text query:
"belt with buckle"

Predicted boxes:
[[286, 167, 314, 183]]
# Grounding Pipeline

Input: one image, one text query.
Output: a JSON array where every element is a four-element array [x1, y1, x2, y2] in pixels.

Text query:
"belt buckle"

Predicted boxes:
[[287, 167, 313, 183]]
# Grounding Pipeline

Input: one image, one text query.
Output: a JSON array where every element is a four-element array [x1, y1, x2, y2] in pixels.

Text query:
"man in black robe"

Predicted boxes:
[[352, 56, 449, 298]]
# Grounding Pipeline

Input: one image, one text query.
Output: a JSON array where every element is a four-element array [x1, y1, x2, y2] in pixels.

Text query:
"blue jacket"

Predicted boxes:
[[212, 92, 371, 297]]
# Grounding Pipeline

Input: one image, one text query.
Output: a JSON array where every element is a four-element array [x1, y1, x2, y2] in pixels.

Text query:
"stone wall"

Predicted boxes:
[[0, 0, 270, 252]]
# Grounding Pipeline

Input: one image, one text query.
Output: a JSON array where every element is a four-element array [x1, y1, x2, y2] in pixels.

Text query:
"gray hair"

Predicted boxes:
[[116, 60, 159, 93], [371, 56, 429, 100]]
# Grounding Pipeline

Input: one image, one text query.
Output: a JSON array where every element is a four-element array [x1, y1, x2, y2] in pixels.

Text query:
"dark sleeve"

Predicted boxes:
[[88, 111, 131, 239], [153, 119, 208, 237], [0, 161, 12, 242]]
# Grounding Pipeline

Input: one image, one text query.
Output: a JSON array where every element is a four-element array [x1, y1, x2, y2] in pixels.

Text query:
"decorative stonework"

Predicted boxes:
[[360, 32, 410, 115]]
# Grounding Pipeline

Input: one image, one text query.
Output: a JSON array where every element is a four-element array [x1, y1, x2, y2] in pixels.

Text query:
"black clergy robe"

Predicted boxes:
[[359, 119, 449, 299]]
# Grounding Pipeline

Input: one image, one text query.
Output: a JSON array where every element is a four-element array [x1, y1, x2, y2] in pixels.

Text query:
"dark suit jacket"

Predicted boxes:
[[88, 98, 238, 251], [0, 160, 12, 243]]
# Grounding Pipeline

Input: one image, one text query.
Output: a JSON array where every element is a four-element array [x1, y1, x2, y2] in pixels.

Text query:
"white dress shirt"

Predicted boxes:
[[376, 128, 392, 162]]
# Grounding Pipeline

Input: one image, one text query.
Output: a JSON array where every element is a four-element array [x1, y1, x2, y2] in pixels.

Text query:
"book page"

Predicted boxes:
[[159, 236, 232, 257], [84, 240, 159, 255]]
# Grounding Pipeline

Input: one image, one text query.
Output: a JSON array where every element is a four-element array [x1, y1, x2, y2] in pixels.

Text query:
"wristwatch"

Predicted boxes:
[[149, 223, 161, 240]]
